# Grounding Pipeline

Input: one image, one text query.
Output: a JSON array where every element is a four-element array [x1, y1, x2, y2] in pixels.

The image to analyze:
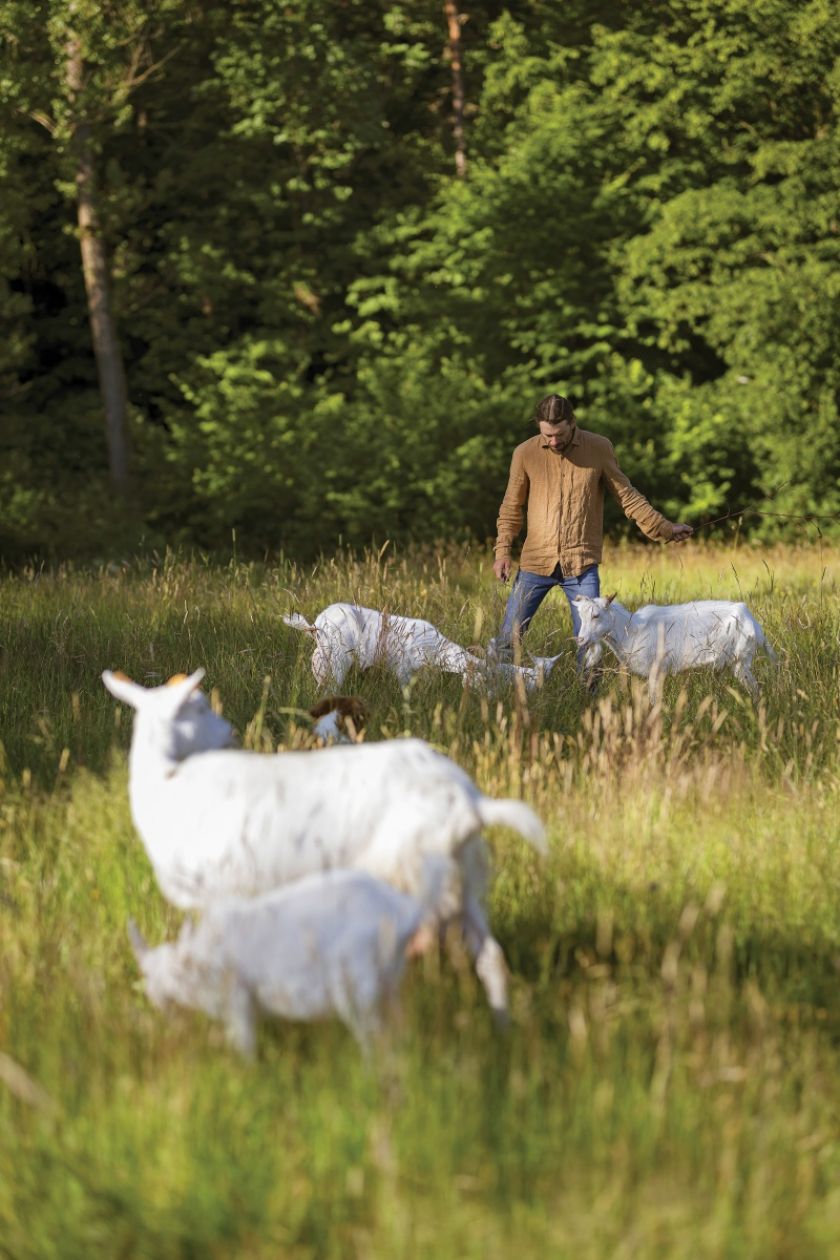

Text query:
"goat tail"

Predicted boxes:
[[283, 612, 318, 636], [477, 797, 547, 856]]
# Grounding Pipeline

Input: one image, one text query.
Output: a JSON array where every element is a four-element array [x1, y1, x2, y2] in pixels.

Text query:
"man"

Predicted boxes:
[[489, 393, 693, 667]]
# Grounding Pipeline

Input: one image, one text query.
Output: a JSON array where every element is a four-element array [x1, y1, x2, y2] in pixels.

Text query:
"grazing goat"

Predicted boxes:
[[573, 595, 776, 702], [102, 669, 547, 1018], [284, 602, 561, 693], [128, 864, 444, 1055], [308, 695, 367, 744]]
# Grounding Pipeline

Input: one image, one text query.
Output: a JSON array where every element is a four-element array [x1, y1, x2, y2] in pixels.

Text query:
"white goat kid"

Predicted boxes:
[[284, 602, 561, 693], [128, 866, 443, 1055], [573, 595, 776, 702], [102, 669, 546, 1018]]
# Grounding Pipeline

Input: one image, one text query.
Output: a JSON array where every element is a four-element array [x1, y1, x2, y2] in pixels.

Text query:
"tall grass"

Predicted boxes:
[[2, 540, 840, 1258]]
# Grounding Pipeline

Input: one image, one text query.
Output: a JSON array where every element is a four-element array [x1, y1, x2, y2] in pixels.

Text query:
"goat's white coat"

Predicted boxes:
[[311, 707, 346, 743], [129, 868, 439, 1054], [573, 596, 776, 701], [283, 603, 561, 693], [102, 669, 546, 1016], [163, 684, 238, 757]]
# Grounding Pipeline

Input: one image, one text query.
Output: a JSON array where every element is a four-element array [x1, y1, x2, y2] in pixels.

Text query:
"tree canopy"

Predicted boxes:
[[1, 0, 838, 559]]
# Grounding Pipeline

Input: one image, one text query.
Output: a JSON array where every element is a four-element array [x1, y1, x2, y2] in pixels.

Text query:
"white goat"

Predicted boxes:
[[128, 864, 443, 1056], [283, 603, 561, 694], [102, 669, 547, 1018], [573, 595, 776, 702]]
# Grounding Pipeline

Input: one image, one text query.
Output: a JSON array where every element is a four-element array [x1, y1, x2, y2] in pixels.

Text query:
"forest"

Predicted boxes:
[[1, 0, 838, 560]]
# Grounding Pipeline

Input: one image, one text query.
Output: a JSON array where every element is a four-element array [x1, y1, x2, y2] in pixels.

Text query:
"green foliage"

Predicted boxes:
[[0, 0, 839, 557]]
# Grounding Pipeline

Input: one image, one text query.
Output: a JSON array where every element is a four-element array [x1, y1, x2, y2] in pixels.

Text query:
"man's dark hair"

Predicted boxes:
[[534, 394, 575, 426]]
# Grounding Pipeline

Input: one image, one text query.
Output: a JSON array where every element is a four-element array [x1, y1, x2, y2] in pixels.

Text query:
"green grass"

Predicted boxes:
[[3, 540, 840, 1258]]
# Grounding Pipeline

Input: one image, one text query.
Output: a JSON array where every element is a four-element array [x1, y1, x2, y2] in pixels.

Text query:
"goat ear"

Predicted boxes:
[[102, 670, 145, 708], [127, 918, 148, 960], [165, 668, 205, 691], [605, 592, 617, 605], [162, 668, 206, 713]]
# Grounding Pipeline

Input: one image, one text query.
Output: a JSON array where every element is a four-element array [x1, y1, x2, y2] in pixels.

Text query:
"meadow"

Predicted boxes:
[[2, 538, 840, 1259]]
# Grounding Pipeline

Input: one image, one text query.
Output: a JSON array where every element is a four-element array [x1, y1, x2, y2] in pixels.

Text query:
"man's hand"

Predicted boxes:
[[493, 557, 512, 582], [669, 522, 694, 542]]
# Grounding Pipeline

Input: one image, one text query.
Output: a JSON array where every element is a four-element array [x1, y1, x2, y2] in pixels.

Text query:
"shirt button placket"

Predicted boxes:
[[558, 455, 566, 569]]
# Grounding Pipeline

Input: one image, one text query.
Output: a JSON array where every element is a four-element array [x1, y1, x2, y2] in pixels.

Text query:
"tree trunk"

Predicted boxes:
[[443, 2, 467, 178], [66, 36, 131, 493]]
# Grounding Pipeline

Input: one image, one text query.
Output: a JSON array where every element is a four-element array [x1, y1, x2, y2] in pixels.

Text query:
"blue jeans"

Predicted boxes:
[[491, 563, 601, 668]]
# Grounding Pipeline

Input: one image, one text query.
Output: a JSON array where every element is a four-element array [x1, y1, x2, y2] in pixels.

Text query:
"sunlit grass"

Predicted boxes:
[[3, 540, 840, 1256]]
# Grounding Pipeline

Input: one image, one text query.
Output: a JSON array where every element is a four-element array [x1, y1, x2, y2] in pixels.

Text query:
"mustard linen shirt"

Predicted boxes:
[[494, 428, 675, 578]]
